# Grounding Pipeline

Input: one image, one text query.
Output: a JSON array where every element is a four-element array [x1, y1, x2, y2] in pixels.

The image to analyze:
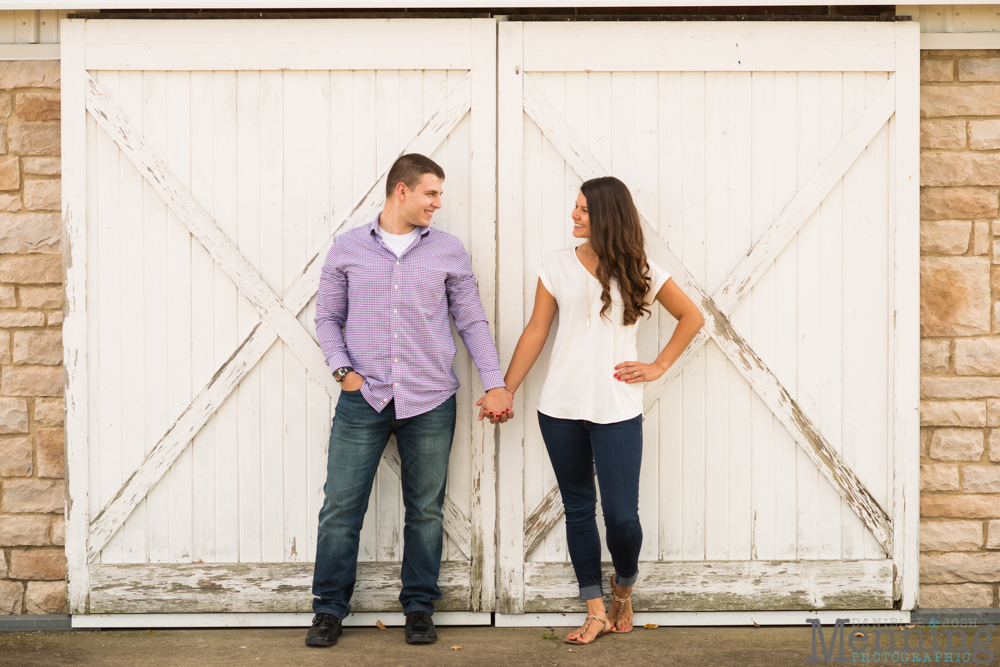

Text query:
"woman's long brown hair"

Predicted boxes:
[[580, 176, 652, 327]]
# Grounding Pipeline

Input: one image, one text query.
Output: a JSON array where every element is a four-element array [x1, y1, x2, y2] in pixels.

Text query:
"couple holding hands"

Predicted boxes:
[[307, 153, 704, 648]]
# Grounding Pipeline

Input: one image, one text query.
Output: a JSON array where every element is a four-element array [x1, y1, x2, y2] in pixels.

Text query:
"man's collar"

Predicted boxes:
[[369, 212, 433, 238]]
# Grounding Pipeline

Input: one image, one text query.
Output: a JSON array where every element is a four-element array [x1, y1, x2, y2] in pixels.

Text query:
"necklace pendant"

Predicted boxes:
[[587, 313, 591, 328]]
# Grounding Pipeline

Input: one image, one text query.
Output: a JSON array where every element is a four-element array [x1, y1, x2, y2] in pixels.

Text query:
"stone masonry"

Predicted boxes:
[[921, 49, 1000, 609], [0, 60, 65, 615]]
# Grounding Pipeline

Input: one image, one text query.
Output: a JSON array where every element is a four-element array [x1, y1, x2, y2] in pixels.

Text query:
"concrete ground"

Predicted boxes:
[[1, 623, 998, 667]]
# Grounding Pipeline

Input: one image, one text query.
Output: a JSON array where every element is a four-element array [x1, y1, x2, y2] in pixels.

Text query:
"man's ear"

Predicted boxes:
[[395, 181, 408, 201]]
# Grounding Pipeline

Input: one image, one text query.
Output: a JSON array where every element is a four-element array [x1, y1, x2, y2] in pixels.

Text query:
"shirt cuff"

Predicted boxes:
[[479, 369, 506, 392], [327, 352, 354, 374]]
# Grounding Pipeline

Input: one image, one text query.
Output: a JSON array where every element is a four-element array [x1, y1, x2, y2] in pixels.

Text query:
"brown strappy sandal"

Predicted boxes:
[[609, 573, 634, 634], [564, 614, 612, 645]]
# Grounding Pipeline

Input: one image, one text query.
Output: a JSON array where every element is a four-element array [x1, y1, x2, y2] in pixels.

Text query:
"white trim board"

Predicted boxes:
[[0, 43, 58, 59], [72, 612, 492, 629], [496, 611, 912, 628], [80, 19, 480, 70], [921, 33, 1000, 49], [71, 610, 909, 629]]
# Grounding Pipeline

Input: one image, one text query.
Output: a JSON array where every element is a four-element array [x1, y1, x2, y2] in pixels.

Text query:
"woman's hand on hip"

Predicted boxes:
[[614, 361, 665, 384]]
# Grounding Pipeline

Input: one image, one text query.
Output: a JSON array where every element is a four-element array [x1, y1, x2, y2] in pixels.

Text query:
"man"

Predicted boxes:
[[307, 153, 510, 648]]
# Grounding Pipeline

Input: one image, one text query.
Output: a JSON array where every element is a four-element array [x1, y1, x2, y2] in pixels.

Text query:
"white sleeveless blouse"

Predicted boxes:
[[535, 247, 670, 424]]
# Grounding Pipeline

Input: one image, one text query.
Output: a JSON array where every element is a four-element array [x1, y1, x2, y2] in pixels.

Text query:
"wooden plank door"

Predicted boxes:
[[496, 21, 920, 615], [62, 18, 497, 616]]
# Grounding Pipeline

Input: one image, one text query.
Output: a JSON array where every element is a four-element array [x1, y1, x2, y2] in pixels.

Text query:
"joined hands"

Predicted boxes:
[[476, 387, 513, 424]]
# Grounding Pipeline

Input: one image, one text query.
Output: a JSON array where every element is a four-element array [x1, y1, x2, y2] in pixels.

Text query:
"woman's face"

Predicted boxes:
[[571, 191, 590, 239]]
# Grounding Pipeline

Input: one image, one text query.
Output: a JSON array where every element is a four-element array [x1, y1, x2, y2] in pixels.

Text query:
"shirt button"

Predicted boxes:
[[394, 382, 398, 387], [394, 358, 398, 363], [393, 334, 397, 338], [393, 309, 397, 314], [394, 285, 398, 289], [396, 261, 399, 265]]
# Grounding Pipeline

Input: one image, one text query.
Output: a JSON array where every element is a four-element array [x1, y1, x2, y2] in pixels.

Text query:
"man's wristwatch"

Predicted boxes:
[[333, 366, 354, 383]]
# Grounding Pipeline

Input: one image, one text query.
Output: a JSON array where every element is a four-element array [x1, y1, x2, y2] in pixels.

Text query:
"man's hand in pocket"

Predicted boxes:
[[341, 372, 365, 392]]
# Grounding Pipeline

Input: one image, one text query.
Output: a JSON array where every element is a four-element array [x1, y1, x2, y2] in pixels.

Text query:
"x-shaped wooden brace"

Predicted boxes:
[[85, 71, 475, 562], [519, 73, 897, 558]]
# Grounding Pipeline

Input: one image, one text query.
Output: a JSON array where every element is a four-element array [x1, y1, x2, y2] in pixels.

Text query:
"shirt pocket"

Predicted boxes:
[[411, 269, 448, 316]]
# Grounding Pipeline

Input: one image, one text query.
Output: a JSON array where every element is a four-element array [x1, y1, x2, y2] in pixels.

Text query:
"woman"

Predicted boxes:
[[496, 176, 704, 644]]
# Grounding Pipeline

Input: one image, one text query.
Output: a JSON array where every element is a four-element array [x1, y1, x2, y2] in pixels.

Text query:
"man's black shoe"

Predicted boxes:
[[404, 610, 437, 645], [305, 613, 343, 647]]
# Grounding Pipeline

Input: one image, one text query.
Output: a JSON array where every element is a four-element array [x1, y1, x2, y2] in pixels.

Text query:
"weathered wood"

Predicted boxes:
[[893, 22, 921, 611], [62, 19, 90, 615], [519, 70, 892, 421], [520, 72, 893, 557], [496, 19, 525, 616], [522, 22, 896, 73], [523, 480, 563, 559], [497, 609, 907, 627], [89, 562, 472, 614], [85, 76, 472, 562], [523, 560, 894, 612], [468, 17, 498, 613], [73, 611, 492, 628], [86, 71, 339, 400], [714, 75, 895, 316], [637, 75, 895, 419]]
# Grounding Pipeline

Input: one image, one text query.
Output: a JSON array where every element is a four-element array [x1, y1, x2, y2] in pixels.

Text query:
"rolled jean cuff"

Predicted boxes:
[[615, 572, 638, 588], [579, 583, 603, 601]]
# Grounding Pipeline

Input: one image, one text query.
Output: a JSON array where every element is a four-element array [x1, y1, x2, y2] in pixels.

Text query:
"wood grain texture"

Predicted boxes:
[[640, 74, 895, 417], [496, 20, 525, 615], [468, 17, 498, 612], [90, 562, 472, 614], [523, 560, 893, 612], [523, 480, 565, 559], [893, 22, 921, 610], [521, 22, 896, 73], [714, 76, 895, 316], [83, 19, 477, 71], [520, 72, 893, 557], [85, 70, 338, 399], [62, 18, 90, 614], [84, 75, 472, 562]]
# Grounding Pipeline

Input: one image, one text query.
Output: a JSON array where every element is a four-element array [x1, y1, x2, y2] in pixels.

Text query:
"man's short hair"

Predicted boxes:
[[385, 153, 445, 198]]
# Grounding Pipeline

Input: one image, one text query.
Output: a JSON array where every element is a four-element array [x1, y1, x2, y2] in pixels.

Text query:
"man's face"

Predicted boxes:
[[399, 173, 443, 227]]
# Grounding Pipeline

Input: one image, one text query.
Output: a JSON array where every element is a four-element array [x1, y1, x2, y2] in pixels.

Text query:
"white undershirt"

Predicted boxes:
[[376, 223, 421, 257], [536, 247, 670, 424]]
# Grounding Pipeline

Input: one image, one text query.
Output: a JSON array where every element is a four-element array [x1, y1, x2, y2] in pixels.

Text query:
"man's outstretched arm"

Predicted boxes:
[[444, 243, 510, 421]]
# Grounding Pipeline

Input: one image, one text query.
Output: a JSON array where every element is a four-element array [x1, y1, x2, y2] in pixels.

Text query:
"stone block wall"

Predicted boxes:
[[920, 49, 1000, 609], [0, 60, 65, 615]]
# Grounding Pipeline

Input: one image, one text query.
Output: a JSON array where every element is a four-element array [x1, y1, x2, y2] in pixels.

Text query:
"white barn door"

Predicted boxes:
[[62, 18, 498, 617], [497, 21, 920, 615]]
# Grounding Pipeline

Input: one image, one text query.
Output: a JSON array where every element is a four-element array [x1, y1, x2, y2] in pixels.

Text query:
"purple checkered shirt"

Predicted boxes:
[[315, 214, 505, 419]]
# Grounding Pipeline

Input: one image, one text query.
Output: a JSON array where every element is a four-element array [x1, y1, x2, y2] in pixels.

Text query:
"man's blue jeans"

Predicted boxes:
[[312, 390, 456, 619]]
